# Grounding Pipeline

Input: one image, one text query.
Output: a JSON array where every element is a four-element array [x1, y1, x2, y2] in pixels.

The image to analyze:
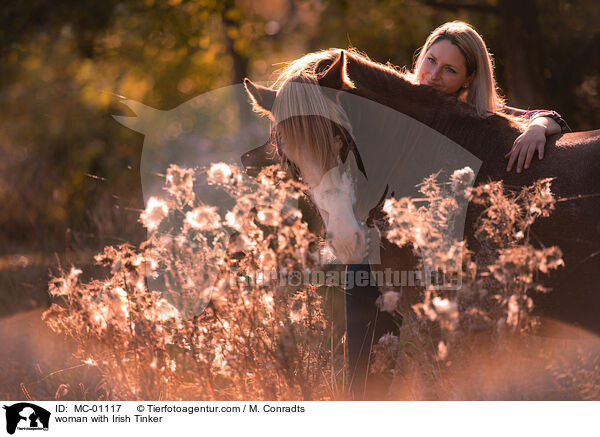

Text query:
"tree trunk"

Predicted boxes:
[[498, 0, 548, 108], [220, 0, 253, 127]]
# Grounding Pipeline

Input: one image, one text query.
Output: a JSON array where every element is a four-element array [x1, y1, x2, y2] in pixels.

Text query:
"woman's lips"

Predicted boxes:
[[424, 81, 442, 89]]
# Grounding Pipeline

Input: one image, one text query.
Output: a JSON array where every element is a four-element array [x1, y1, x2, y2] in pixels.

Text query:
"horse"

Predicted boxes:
[[242, 49, 600, 398]]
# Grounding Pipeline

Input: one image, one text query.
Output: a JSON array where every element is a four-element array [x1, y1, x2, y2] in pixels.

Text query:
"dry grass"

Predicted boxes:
[[4, 163, 596, 401]]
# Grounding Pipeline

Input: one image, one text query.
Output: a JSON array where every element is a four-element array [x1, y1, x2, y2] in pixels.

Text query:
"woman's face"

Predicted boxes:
[[417, 39, 472, 95]]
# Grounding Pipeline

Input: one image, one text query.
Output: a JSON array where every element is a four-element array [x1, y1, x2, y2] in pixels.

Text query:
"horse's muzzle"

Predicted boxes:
[[328, 227, 367, 264]]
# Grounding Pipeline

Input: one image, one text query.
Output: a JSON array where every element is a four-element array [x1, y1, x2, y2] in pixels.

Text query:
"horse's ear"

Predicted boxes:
[[244, 78, 276, 116], [318, 50, 355, 90]]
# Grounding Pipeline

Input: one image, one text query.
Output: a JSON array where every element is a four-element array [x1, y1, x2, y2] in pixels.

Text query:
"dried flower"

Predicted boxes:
[[437, 341, 448, 361], [256, 208, 280, 226], [207, 162, 234, 185], [450, 166, 475, 194], [140, 197, 169, 231], [165, 165, 195, 206], [378, 291, 400, 313], [185, 206, 221, 231]]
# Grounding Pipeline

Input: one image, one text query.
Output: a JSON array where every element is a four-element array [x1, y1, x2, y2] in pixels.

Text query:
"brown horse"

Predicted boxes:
[[243, 49, 600, 395]]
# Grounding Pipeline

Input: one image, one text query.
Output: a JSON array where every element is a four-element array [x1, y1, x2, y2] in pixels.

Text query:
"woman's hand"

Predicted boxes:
[[505, 125, 546, 173], [505, 116, 560, 173]]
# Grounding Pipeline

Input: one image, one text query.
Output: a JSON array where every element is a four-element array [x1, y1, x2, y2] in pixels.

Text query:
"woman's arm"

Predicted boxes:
[[502, 107, 571, 173], [505, 116, 561, 172]]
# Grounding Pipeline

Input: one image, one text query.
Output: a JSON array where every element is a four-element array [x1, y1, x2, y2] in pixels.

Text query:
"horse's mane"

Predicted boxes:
[[269, 50, 354, 173]]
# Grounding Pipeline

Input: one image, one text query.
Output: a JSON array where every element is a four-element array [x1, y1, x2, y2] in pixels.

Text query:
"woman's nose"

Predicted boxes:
[[431, 66, 442, 80]]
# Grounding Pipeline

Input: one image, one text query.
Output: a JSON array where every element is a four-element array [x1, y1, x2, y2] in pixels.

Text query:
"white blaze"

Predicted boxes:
[[310, 155, 366, 264]]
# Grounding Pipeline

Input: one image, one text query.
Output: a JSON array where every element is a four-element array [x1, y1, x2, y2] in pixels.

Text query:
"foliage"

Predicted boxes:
[[44, 164, 333, 400], [43, 163, 570, 400], [371, 169, 565, 399]]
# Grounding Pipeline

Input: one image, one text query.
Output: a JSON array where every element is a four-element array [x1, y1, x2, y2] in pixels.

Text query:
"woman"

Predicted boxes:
[[409, 21, 570, 172]]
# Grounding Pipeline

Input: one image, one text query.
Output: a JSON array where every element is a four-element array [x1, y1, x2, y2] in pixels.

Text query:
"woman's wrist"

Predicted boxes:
[[529, 116, 561, 136], [527, 122, 547, 134], [527, 117, 548, 136]]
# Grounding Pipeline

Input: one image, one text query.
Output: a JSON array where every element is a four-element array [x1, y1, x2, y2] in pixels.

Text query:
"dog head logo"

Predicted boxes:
[[113, 80, 481, 319], [3, 403, 50, 434]]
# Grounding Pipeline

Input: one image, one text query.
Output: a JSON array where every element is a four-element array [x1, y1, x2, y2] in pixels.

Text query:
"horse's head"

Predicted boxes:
[[244, 51, 369, 264]]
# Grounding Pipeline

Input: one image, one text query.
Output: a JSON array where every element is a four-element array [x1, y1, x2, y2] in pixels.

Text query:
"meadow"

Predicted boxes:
[[3, 162, 597, 401]]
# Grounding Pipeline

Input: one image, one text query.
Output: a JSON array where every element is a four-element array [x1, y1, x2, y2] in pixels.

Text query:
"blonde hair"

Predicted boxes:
[[270, 50, 353, 172], [411, 21, 505, 116]]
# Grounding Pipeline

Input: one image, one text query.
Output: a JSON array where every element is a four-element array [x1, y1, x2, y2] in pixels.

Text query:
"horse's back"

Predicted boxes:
[[550, 129, 600, 191], [497, 129, 600, 208], [555, 129, 600, 148], [534, 128, 600, 334], [467, 129, 600, 334], [541, 130, 600, 246]]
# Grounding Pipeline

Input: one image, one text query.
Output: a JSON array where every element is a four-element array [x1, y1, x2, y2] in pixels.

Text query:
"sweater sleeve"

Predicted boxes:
[[501, 105, 572, 133]]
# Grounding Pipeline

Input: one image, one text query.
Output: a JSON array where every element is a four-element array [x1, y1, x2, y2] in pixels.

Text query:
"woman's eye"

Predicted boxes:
[[445, 67, 456, 74], [427, 57, 435, 64]]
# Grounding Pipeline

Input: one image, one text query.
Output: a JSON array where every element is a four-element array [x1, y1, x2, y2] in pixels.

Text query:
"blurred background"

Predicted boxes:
[[1, 0, 599, 316]]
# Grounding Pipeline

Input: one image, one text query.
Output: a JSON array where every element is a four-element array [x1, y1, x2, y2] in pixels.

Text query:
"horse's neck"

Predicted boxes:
[[350, 65, 519, 162], [400, 86, 511, 158]]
